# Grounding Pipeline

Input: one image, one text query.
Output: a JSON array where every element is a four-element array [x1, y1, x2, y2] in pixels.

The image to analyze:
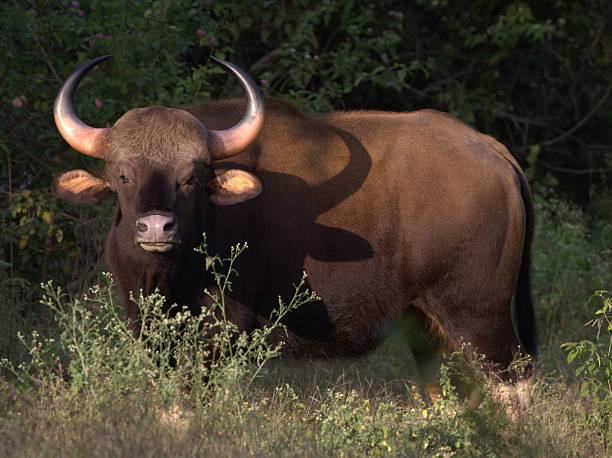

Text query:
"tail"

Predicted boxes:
[[513, 167, 537, 358]]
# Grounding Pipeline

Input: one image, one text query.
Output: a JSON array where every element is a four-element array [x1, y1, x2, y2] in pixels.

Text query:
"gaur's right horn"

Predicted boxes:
[[54, 55, 112, 159]]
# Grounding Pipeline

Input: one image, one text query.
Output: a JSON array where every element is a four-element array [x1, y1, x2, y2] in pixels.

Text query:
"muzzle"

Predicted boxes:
[[135, 213, 180, 253]]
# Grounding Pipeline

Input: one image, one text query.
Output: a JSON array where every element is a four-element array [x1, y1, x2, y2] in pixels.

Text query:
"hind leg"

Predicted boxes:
[[415, 291, 534, 411], [402, 317, 483, 404], [418, 288, 524, 375], [400, 308, 453, 402]]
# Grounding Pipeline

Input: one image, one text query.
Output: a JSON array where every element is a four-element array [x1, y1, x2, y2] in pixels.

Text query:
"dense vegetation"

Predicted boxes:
[[1, 0, 611, 455]]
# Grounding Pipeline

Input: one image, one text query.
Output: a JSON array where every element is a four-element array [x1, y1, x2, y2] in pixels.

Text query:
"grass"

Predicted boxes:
[[0, 194, 611, 456], [0, 339, 605, 456]]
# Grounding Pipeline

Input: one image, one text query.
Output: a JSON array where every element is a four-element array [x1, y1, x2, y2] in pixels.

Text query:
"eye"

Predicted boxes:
[[120, 174, 129, 184], [180, 175, 196, 188]]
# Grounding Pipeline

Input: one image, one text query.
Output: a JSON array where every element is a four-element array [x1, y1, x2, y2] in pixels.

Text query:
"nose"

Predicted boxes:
[[135, 214, 178, 244]]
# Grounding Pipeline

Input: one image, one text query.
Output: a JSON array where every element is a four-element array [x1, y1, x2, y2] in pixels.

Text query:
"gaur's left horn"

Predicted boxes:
[[54, 55, 111, 159], [207, 57, 265, 160]]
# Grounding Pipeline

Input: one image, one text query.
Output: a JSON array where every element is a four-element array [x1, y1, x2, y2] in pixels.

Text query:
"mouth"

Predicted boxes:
[[137, 240, 180, 253]]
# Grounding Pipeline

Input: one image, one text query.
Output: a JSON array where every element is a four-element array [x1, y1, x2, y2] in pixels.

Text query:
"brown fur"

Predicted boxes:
[[53, 97, 537, 379]]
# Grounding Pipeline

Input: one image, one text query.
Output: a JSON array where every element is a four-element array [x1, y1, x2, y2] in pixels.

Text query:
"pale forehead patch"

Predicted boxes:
[[108, 106, 210, 165]]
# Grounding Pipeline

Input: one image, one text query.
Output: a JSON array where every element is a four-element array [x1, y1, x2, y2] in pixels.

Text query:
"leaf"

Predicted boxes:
[[238, 17, 252, 30], [52, 33, 63, 48], [41, 210, 52, 225]]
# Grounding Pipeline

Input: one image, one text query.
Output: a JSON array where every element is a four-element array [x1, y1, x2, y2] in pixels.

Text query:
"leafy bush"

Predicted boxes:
[[533, 195, 612, 364], [562, 291, 612, 452]]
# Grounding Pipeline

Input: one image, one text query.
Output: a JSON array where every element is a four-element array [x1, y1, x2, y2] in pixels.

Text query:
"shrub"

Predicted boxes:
[[561, 291, 612, 453], [532, 195, 612, 365]]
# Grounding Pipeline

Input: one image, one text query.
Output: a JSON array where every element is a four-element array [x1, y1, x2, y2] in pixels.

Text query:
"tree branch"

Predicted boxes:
[[518, 77, 612, 151], [27, 23, 61, 83], [539, 160, 612, 175]]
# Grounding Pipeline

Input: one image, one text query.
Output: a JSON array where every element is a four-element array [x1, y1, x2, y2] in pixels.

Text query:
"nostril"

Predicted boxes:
[[136, 214, 178, 241], [136, 220, 148, 233], [163, 216, 177, 233]]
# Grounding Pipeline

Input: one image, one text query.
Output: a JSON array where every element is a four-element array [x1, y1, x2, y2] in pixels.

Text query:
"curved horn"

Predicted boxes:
[[54, 55, 112, 159], [207, 57, 265, 160]]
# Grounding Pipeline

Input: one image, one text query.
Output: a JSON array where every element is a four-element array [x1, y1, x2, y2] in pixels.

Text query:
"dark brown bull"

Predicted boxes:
[[52, 55, 536, 383]]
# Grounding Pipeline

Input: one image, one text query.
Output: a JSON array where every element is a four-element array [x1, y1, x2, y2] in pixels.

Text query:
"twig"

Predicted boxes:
[[26, 23, 61, 83], [518, 77, 612, 151], [10, 142, 56, 172], [250, 48, 280, 74], [539, 160, 612, 175], [498, 111, 551, 127]]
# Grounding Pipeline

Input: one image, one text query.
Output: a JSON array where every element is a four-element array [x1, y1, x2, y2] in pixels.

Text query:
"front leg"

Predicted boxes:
[[198, 287, 258, 338]]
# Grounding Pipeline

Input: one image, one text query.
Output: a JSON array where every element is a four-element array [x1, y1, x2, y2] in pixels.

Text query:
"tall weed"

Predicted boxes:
[[0, 238, 317, 410]]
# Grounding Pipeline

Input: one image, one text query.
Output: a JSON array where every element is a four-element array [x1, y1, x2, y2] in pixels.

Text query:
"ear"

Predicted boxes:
[[207, 169, 262, 206], [51, 169, 110, 204]]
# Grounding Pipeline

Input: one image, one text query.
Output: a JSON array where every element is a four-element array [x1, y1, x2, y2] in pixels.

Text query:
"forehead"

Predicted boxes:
[[108, 158, 205, 180], [105, 106, 210, 165]]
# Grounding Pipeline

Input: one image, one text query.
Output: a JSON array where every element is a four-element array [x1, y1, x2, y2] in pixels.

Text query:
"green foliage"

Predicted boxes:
[[0, 262, 38, 368], [0, 319, 516, 456], [236, 0, 612, 195], [0, 239, 316, 409], [2, 190, 67, 280], [303, 376, 481, 456], [1, 267, 611, 455], [3, 0, 611, 184], [561, 291, 612, 452], [532, 195, 612, 361]]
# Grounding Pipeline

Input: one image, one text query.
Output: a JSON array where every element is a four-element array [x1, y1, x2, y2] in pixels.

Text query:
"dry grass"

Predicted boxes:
[[1, 338, 609, 457]]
